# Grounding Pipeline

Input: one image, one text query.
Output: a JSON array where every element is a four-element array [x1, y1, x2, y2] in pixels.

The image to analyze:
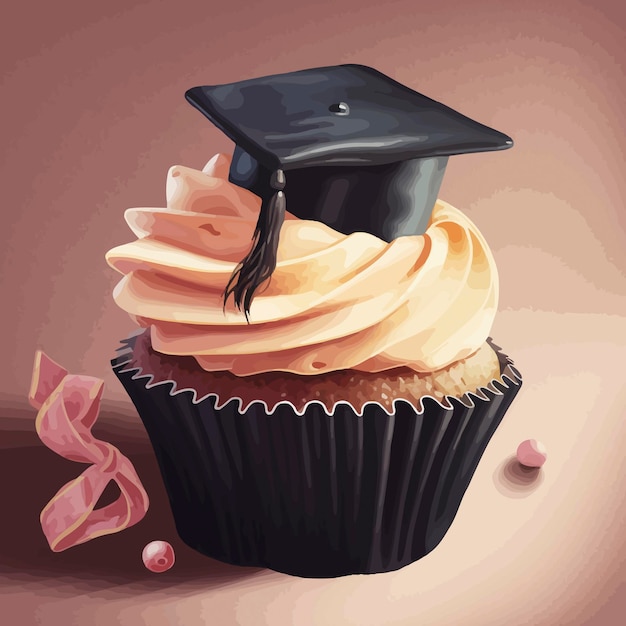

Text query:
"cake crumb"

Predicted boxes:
[[130, 330, 501, 414]]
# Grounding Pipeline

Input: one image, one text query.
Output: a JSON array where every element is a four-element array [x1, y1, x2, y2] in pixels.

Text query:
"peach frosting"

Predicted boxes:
[[106, 154, 498, 376]]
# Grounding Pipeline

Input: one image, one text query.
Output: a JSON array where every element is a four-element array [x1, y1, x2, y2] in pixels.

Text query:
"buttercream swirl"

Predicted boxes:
[[106, 154, 498, 376]]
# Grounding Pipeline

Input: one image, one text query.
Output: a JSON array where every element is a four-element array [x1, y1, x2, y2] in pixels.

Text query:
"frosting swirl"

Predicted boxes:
[[106, 154, 498, 376]]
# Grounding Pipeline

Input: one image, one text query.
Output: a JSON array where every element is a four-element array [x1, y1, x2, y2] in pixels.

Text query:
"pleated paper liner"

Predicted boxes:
[[112, 331, 522, 578]]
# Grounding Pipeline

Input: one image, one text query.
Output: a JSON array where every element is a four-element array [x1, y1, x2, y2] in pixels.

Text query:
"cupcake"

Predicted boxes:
[[108, 65, 522, 577]]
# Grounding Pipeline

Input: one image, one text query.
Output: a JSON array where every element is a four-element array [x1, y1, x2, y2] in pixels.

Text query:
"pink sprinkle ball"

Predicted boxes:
[[142, 540, 175, 573], [516, 439, 547, 468]]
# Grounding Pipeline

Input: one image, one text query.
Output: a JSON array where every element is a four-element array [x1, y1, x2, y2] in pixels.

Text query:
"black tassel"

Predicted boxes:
[[223, 169, 286, 320]]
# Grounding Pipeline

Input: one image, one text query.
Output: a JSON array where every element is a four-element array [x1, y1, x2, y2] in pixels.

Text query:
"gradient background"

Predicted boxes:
[[1, 0, 625, 624]]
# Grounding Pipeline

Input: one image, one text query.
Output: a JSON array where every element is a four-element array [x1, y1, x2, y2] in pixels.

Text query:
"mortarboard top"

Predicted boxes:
[[185, 64, 513, 316]]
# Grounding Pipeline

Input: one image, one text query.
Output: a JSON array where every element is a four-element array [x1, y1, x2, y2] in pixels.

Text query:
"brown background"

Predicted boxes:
[[1, 0, 625, 624]]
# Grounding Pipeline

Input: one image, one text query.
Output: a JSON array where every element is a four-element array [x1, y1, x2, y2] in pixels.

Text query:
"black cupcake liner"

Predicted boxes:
[[112, 334, 521, 578]]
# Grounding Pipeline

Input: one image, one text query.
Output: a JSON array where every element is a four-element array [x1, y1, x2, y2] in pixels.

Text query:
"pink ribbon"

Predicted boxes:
[[28, 351, 149, 551]]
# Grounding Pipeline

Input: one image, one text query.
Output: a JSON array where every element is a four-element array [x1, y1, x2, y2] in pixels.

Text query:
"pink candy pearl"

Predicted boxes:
[[516, 439, 547, 468], [142, 540, 175, 573]]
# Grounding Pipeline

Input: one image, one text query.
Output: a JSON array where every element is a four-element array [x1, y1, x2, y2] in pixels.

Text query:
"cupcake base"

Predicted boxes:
[[112, 333, 521, 578]]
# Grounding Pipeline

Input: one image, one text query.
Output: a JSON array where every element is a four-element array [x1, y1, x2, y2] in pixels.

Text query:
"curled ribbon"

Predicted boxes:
[[28, 350, 149, 551]]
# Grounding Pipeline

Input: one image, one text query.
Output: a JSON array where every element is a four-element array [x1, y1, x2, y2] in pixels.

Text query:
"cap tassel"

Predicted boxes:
[[223, 169, 286, 319]]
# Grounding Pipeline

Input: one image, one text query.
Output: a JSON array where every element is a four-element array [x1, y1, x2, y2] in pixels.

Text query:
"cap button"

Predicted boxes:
[[329, 102, 350, 116]]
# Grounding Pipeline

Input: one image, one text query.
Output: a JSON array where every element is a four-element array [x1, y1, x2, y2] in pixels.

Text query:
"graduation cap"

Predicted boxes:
[[185, 64, 513, 315]]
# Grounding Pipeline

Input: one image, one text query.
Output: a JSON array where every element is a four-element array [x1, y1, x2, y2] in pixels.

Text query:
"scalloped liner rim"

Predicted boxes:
[[112, 338, 522, 418]]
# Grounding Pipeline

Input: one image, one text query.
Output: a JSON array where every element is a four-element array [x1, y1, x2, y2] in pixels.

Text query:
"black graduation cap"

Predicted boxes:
[[185, 64, 513, 315]]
